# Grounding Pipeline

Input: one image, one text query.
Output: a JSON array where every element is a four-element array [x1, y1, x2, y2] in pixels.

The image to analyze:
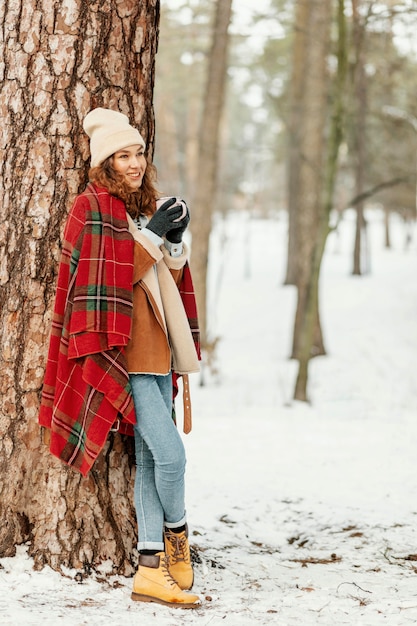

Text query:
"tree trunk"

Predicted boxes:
[[0, 0, 159, 576], [189, 0, 233, 374], [352, 0, 368, 276], [384, 206, 391, 248], [293, 0, 347, 401], [154, 92, 182, 194], [284, 0, 309, 286], [290, 0, 331, 366], [289, 0, 333, 361]]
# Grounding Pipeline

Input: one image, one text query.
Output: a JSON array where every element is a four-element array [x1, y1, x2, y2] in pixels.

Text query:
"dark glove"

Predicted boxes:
[[166, 203, 190, 244], [146, 198, 184, 238]]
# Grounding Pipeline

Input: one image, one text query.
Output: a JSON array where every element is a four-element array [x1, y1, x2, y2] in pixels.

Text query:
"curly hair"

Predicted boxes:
[[88, 156, 159, 219]]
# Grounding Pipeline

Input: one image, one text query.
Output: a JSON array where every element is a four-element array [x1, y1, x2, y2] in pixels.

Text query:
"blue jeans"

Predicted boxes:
[[130, 373, 187, 552]]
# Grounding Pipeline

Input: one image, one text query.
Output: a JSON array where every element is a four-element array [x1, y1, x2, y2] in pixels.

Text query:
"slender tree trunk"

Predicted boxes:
[[352, 0, 368, 275], [189, 0, 233, 374], [289, 0, 328, 360], [154, 94, 182, 193], [284, 0, 309, 286], [384, 206, 391, 248], [293, 0, 347, 401], [185, 86, 203, 206], [290, 0, 330, 365], [0, 0, 159, 576]]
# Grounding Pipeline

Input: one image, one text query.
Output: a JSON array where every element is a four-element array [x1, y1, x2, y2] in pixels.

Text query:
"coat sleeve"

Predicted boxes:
[[126, 213, 165, 284], [132, 239, 162, 284], [161, 243, 190, 287]]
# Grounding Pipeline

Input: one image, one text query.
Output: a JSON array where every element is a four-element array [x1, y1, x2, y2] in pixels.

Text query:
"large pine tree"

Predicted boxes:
[[0, 0, 159, 576]]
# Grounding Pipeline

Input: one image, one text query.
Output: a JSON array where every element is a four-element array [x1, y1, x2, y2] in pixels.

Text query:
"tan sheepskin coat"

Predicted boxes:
[[124, 214, 199, 376]]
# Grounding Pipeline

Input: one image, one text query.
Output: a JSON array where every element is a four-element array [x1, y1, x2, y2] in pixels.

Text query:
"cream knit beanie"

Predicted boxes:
[[83, 107, 146, 167]]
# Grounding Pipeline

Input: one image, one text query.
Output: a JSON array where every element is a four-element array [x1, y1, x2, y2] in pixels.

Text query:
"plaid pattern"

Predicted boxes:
[[172, 265, 201, 399], [39, 184, 201, 476], [39, 184, 136, 476], [179, 264, 201, 360]]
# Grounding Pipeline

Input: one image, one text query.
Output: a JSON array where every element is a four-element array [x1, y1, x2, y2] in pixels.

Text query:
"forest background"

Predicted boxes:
[[154, 0, 417, 401]]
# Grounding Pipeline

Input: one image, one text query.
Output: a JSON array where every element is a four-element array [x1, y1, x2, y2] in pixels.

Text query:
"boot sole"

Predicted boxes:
[[131, 592, 200, 609]]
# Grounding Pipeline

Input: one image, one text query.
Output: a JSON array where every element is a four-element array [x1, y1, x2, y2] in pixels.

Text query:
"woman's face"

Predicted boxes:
[[112, 144, 147, 190]]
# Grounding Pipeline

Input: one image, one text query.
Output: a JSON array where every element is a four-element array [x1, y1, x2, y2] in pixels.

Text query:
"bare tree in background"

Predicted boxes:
[[351, 0, 369, 275], [284, 0, 309, 287], [189, 0, 233, 380], [0, 0, 159, 575], [291, 0, 347, 401]]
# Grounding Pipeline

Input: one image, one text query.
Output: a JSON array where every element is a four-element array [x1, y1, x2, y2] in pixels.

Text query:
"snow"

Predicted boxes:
[[1, 210, 417, 625]]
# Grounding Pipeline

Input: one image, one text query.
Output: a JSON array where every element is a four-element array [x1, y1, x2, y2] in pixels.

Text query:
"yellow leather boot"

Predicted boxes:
[[131, 552, 200, 609], [164, 526, 194, 590]]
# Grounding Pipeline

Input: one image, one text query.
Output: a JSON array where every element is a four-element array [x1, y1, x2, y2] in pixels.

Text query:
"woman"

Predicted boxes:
[[39, 108, 201, 609]]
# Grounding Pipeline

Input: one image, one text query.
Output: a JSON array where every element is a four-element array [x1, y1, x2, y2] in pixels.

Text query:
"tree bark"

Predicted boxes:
[[290, 0, 331, 365], [292, 0, 347, 401], [189, 0, 233, 374], [284, 0, 309, 286], [384, 205, 391, 248], [0, 0, 159, 576], [351, 0, 368, 276]]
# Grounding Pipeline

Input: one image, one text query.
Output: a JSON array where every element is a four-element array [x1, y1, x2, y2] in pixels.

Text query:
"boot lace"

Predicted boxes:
[[166, 530, 190, 565], [161, 553, 178, 587]]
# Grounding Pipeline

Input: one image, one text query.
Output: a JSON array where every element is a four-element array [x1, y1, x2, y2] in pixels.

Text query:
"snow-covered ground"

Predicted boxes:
[[1, 210, 417, 625]]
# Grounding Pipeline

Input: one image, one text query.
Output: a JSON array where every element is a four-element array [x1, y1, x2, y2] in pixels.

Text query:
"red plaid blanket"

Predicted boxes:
[[39, 184, 201, 476], [172, 266, 201, 399], [39, 184, 136, 476]]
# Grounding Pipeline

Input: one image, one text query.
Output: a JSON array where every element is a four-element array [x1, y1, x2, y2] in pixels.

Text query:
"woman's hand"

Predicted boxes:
[[166, 202, 190, 243], [146, 198, 184, 237]]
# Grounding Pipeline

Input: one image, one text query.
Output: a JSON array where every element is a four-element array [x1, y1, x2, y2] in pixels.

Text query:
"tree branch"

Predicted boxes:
[[346, 176, 412, 209]]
